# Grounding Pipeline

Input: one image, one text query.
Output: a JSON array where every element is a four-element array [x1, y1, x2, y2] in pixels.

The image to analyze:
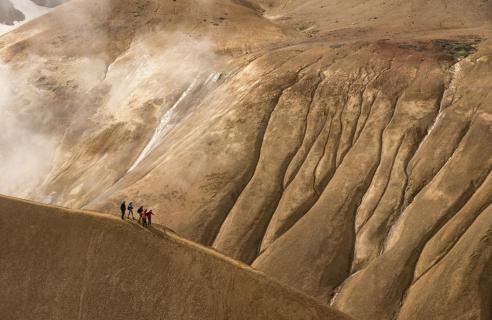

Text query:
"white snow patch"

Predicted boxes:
[[127, 76, 200, 172], [205, 72, 221, 84], [69, 183, 83, 195]]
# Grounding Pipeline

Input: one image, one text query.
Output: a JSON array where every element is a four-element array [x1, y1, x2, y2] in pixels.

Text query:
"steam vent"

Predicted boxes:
[[1, 0, 492, 319]]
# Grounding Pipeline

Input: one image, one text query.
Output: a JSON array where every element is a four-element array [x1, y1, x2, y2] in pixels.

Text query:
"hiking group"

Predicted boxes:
[[120, 201, 155, 227]]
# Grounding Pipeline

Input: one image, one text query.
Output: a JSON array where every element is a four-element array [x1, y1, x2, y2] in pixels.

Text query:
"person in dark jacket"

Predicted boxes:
[[137, 206, 144, 224], [120, 201, 126, 220], [127, 202, 134, 219]]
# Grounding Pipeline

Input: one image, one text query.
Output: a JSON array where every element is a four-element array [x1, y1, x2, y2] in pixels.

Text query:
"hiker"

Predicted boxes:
[[120, 201, 126, 220], [147, 209, 154, 226], [127, 202, 134, 219], [142, 209, 148, 227], [137, 206, 144, 223]]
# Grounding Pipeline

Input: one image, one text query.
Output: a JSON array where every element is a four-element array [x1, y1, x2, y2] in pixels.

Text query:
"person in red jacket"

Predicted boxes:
[[146, 209, 154, 226], [142, 209, 148, 227]]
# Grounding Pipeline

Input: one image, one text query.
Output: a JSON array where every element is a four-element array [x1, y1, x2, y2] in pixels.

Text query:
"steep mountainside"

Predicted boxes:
[[1, 0, 492, 319], [0, 195, 350, 320]]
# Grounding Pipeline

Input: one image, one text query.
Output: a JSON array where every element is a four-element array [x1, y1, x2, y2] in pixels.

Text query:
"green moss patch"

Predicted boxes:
[[434, 39, 481, 60]]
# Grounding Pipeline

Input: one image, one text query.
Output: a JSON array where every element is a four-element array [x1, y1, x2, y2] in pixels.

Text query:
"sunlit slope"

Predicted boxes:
[[253, 0, 492, 39], [0, 195, 351, 320]]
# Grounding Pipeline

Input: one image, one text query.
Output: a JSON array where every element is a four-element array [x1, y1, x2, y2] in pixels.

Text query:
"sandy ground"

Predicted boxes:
[[0, 194, 351, 320]]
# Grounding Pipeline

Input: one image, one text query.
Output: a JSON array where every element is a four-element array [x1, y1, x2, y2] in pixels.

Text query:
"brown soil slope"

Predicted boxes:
[[0, 195, 351, 320], [1, 1, 492, 319], [255, 0, 492, 39]]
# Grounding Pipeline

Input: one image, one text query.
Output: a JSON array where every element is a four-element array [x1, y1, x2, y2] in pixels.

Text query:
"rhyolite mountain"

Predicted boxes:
[[1, 0, 491, 319], [0, 0, 66, 35]]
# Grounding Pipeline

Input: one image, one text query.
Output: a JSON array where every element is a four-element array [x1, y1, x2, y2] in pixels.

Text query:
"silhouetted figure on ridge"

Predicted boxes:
[[120, 201, 126, 220]]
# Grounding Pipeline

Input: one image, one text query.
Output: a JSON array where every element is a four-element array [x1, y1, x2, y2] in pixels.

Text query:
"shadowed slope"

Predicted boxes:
[[0, 195, 351, 320]]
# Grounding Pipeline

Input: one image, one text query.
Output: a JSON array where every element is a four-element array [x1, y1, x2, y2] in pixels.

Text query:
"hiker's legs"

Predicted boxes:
[[148, 217, 152, 226], [120, 209, 125, 220]]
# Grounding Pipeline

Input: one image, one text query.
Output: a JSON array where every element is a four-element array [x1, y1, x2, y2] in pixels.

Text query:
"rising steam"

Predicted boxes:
[[0, 60, 58, 197]]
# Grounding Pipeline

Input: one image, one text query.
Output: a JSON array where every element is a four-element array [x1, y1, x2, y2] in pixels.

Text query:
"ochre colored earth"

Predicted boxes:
[[1, 0, 492, 319], [0, 195, 351, 320]]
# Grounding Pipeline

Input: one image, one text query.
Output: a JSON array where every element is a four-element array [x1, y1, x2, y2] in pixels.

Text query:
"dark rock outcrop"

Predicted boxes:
[[0, 0, 25, 25]]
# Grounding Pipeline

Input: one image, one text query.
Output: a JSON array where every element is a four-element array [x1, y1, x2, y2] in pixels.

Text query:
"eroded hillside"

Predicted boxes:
[[1, 0, 492, 319]]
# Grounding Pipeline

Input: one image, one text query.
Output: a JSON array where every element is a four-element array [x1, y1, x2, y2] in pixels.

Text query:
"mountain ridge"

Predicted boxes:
[[0, 194, 352, 320]]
